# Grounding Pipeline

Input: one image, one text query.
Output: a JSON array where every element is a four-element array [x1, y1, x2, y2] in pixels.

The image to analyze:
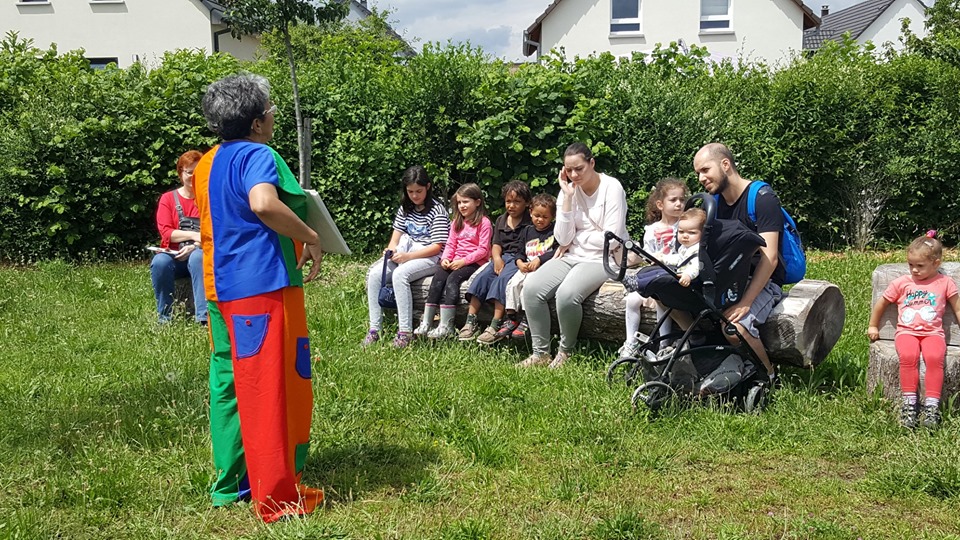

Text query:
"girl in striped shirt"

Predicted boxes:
[[363, 166, 450, 348]]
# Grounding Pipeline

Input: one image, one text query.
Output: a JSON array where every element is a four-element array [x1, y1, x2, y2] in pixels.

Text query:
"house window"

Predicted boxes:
[[87, 57, 118, 70], [700, 0, 732, 31], [610, 0, 641, 33]]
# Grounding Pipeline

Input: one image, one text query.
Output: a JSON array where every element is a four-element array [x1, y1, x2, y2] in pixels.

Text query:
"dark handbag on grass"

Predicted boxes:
[[377, 250, 398, 309]]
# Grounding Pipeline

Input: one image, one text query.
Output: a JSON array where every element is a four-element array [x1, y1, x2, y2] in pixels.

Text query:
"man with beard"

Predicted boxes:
[[691, 143, 783, 382]]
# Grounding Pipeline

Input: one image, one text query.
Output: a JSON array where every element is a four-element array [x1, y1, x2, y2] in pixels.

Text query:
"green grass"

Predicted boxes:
[[2, 251, 960, 539]]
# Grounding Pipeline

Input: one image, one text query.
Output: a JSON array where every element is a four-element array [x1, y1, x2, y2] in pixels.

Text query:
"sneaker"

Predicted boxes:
[[413, 321, 432, 337], [392, 332, 413, 348], [548, 350, 571, 369], [618, 340, 641, 359], [516, 352, 551, 368], [655, 345, 676, 361], [428, 325, 455, 340], [361, 329, 379, 347], [457, 321, 480, 341], [476, 326, 501, 345], [511, 320, 529, 339], [495, 319, 519, 339], [922, 404, 942, 429], [900, 402, 918, 430]]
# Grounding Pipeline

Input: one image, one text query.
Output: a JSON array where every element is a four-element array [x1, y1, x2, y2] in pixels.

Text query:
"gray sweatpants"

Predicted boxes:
[[366, 238, 439, 333], [521, 257, 609, 355]]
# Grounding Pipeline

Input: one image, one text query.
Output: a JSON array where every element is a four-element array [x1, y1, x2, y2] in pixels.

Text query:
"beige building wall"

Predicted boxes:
[[540, 0, 805, 64], [859, 0, 928, 51], [3, 0, 259, 67]]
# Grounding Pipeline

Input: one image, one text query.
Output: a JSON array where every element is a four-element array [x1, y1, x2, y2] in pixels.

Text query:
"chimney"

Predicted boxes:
[[360, 0, 367, 7], [821, 5, 829, 16]]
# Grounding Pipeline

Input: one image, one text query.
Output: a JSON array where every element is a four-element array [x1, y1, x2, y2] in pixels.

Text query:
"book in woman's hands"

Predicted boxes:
[[304, 189, 351, 255], [146, 246, 178, 255]]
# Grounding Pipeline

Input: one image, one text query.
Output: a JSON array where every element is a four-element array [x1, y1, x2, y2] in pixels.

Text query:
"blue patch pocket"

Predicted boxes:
[[295, 337, 311, 379], [230, 314, 270, 359]]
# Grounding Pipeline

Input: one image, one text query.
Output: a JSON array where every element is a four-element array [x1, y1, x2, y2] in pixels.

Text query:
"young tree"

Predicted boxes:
[[221, 0, 347, 188], [904, 0, 960, 65]]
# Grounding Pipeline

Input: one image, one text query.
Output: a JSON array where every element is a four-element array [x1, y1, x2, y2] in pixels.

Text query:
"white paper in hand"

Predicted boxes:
[[304, 189, 351, 255]]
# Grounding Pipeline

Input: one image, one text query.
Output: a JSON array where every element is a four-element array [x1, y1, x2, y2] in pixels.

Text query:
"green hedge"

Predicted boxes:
[[2, 26, 959, 261]]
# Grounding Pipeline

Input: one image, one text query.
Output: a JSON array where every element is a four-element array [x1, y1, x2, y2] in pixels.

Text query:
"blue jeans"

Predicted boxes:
[[150, 249, 208, 323]]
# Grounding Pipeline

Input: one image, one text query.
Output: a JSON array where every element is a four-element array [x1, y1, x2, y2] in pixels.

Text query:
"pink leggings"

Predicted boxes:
[[895, 333, 946, 399]]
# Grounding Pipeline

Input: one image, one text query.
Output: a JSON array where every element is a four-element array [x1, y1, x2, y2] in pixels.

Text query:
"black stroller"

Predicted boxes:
[[603, 193, 772, 413]]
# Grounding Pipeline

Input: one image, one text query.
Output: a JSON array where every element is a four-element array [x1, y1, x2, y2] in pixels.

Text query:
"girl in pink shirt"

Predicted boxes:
[[868, 231, 960, 429], [416, 183, 492, 339]]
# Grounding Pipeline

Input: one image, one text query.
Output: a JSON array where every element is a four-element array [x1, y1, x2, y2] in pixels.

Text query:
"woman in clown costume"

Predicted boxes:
[[194, 73, 324, 522]]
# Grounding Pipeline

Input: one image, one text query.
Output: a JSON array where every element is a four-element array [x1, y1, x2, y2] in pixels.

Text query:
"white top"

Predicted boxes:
[[554, 173, 628, 263], [642, 221, 677, 259], [663, 242, 700, 281]]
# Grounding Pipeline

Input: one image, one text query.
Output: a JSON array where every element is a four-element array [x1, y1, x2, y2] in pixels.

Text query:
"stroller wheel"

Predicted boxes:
[[631, 381, 675, 411], [744, 384, 768, 414], [607, 357, 642, 387]]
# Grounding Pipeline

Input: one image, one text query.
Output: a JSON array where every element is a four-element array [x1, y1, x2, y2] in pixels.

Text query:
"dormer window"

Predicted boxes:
[[610, 0, 641, 34], [700, 0, 732, 31]]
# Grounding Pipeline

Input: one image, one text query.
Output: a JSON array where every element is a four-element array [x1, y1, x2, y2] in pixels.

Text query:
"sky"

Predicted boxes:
[[371, 0, 869, 61]]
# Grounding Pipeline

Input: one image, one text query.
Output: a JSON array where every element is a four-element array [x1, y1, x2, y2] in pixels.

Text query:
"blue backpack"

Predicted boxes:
[[715, 181, 806, 285], [744, 181, 806, 285]]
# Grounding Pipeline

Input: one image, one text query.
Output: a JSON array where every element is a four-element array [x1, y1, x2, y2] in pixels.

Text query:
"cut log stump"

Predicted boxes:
[[867, 262, 960, 401], [409, 268, 844, 368], [173, 277, 195, 317]]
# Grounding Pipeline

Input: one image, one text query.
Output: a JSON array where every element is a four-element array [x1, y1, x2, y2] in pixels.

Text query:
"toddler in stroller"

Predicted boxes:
[[603, 193, 773, 412]]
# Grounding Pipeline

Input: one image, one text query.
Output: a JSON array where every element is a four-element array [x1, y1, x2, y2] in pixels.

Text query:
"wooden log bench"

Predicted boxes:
[[867, 262, 960, 401], [172, 277, 195, 317], [408, 268, 845, 368]]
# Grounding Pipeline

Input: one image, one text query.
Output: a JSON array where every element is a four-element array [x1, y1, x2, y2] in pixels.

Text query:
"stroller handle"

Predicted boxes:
[[685, 192, 717, 225], [602, 231, 631, 281]]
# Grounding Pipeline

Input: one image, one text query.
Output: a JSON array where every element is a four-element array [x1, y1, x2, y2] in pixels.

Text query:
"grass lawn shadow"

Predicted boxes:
[[304, 441, 441, 504]]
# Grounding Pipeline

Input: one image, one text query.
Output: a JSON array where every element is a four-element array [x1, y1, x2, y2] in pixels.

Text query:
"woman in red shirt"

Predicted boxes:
[[150, 150, 207, 324]]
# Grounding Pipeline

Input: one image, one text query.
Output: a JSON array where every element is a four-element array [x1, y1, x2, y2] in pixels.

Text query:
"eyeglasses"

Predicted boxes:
[[262, 104, 278, 116]]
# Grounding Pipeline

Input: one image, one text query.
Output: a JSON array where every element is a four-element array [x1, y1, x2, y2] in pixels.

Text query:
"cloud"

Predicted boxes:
[[449, 25, 513, 55], [373, 0, 551, 60]]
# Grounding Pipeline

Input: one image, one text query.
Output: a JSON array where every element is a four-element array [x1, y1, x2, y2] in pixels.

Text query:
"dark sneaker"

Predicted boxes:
[[900, 402, 918, 430], [495, 319, 519, 339], [476, 326, 501, 345], [392, 332, 413, 348], [361, 329, 379, 347], [511, 320, 529, 339], [922, 404, 941, 429]]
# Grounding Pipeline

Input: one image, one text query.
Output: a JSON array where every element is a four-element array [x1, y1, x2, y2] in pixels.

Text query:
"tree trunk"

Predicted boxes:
[[282, 25, 309, 189], [409, 274, 844, 368]]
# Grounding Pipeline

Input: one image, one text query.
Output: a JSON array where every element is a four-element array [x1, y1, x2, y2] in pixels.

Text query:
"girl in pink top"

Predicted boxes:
[[416, 183, 492, 339], [868, 231, 960, 429]]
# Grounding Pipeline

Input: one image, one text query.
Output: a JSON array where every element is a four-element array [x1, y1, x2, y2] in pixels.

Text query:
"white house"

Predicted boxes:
[[524, 0, 821, 64], [2, 0, 410, 69], [803, 0, 929, 52]]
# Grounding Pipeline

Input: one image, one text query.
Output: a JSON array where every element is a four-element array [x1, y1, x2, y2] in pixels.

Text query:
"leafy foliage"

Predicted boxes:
[[3, 14, 960, 260]]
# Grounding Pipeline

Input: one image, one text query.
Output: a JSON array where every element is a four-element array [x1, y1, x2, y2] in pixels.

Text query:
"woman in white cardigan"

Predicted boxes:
[[518, 142, 628, 368]]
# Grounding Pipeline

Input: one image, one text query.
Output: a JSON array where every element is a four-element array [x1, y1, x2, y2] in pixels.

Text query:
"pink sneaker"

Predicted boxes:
[[361, 329, 379, 347], [392, 331, 413, 348], [510, 320, 529, 340]]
